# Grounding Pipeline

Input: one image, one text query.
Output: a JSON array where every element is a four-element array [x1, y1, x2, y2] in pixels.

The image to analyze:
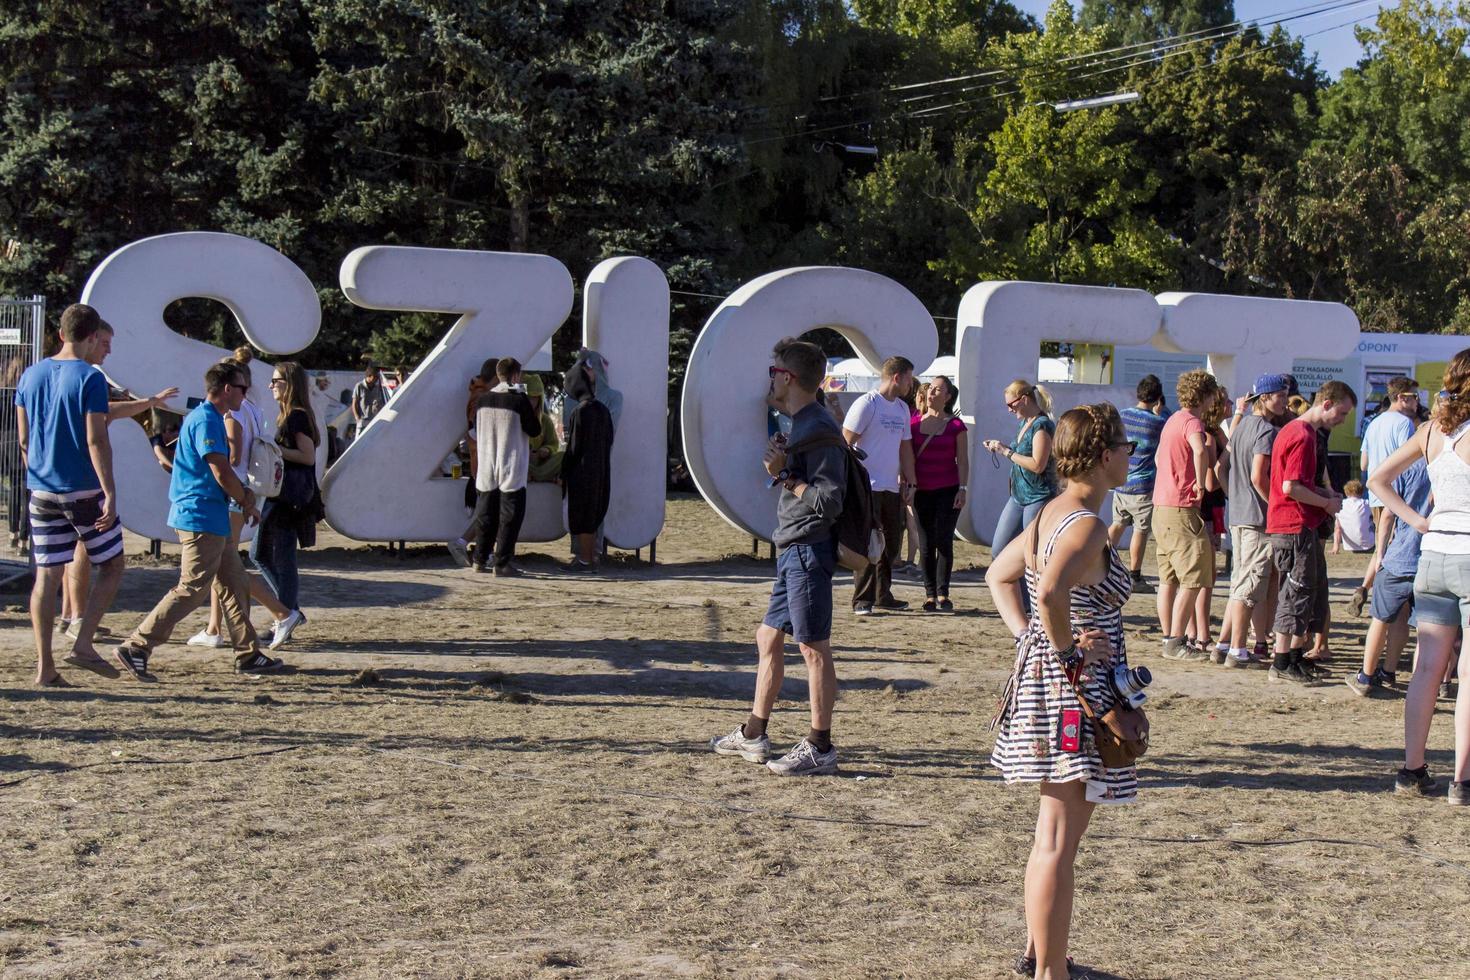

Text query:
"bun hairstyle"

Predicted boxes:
[[1004, 378, 1053, 416], [1438, 348, 1470, 434], [1054, 402, 1122, 480]]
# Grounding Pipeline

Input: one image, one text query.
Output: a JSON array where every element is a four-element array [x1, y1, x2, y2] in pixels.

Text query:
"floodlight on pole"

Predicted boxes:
[[1049, 91, 1141, 113]]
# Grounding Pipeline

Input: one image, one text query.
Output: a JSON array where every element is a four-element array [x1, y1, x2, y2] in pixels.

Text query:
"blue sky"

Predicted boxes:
[[1009, 0, 1387, 76]]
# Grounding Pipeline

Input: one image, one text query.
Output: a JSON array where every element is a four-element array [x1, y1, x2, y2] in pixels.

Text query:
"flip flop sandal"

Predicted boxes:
[[63, 653, 121, 679], [36, 674, 73, 688]]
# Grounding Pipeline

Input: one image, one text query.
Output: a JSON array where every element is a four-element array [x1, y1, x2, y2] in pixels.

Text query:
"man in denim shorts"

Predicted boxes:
[[14, 304, 123, 686], [710, 337, 847, 776], [1348, 456, 1429, 699]]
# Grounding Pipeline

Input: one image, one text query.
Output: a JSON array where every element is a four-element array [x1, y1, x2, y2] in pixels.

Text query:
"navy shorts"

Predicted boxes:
[[763, 538, 837, 644], [1370, 568, 1416, 623]]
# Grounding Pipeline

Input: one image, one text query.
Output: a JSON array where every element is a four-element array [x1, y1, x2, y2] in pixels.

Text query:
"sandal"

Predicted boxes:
[[1014, 953, 1076, 976], [36, 673, 73, 688], [63, 652, 121, 680]]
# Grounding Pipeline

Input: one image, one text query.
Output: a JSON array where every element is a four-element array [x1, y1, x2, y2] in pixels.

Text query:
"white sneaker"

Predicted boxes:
[[447, 538, 470, 568], [709, 726, 771, 763], [268, 609, 306, 650], [766, 738, 838, 776], [187, 629, 224, 648]]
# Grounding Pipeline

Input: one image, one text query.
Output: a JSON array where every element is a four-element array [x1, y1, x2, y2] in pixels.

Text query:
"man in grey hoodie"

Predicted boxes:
[[710, 337, 847, 776]]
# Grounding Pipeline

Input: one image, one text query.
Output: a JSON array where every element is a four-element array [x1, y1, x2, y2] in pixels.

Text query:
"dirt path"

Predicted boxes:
[[1, 495, 1467, 977]]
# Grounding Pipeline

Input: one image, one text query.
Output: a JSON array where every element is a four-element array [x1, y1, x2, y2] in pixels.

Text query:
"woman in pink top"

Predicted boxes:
[[912, 376, 969, 611]]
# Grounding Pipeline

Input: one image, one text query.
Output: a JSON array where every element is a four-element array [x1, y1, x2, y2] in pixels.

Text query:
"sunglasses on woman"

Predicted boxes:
[[1110, 440, 1138, 456]]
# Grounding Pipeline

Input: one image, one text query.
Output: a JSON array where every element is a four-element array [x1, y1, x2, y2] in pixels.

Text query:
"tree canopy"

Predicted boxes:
[[2, 0, 1468, 372]]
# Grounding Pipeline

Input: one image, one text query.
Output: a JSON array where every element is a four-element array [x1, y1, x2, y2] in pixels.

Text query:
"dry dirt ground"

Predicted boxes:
[[2, 494, 1469, 978]]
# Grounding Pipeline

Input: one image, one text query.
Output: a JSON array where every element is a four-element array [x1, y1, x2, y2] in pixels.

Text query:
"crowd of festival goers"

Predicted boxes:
[[16, 303, 1470, 979], [12, 304, 616, 686]]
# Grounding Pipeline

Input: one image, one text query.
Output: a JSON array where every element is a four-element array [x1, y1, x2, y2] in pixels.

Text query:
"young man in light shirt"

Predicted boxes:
[[842, 356, 917, 617]]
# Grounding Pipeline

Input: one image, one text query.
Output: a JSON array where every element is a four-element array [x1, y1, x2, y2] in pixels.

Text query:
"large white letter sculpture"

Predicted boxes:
[[682, 267, 938, 541], [1153, 292, 1360, 397], [80, 232, 322, 540], [955, 281, 1162, 545], [324, 247, 574, 542], [581, 257, 669, 549]]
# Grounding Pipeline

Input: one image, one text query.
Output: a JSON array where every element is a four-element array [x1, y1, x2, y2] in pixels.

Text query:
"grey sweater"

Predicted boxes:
[[774, 401, 847, 548]]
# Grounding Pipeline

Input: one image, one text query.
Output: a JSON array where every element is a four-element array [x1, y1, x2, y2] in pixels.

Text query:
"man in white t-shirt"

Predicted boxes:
[[1351, 375, 1419, 614], [842, 355, 917, 616]]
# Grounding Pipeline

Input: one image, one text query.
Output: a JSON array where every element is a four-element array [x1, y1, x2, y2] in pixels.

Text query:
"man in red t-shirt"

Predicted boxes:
[[1152, 370, 1220, 661], [1267, 380, 1356, 685]]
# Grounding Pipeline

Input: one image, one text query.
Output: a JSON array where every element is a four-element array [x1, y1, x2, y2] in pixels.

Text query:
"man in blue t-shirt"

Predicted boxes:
[[14, 304, 122, 687], [113, 360, 281, 681], [1108, 374, 1167, 593]]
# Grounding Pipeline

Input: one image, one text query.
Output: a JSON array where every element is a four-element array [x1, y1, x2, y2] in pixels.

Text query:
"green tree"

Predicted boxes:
[[1079, 0, 1234, 45], [937, 0, 1178, 288]]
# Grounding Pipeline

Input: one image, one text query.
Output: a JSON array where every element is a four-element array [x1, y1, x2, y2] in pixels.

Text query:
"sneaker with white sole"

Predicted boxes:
[[112, 644, 157, 683], [268, 609, 306, 650], [766, 738, 838, 776], [187, 629, 225, 648], [709, 726, 771, 763]]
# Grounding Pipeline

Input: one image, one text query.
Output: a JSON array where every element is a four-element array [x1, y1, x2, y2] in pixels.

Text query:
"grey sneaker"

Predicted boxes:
[[1346, 672, 1377, 697], [1160, 637, 1188, 660], [447, 539, 471, 568], [1449, 781, 1470, 806], [1395, 766, 1438, 796], [766, 738, 838, 776], [853, 602, 873, 617], [1269, 662, 1322, 686], [1224, 651, 1251, 669], [709, 726, 770, 763]]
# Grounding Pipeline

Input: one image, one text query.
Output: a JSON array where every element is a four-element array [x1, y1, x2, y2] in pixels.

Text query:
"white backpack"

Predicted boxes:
[[239, 399, 282, 499], [247, 437, 283, 498]]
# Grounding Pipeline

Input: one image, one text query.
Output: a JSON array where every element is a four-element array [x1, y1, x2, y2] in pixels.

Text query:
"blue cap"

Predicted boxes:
[[1246, 373, 1290, 401]]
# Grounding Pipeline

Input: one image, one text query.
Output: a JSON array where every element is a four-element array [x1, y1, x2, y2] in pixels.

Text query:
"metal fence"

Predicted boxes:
[[0, 296, 45, 574]]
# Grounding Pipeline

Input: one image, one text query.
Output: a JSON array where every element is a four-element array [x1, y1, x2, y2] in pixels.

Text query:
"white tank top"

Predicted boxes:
[[1424, 419, 1470, 555]]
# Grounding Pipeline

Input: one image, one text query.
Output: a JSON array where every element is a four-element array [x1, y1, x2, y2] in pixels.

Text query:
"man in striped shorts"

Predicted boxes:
[[15, 304, 124, 686]]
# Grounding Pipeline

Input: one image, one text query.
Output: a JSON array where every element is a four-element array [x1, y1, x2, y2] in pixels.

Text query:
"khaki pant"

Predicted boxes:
[[126, 529, 259, 666], [1154, 504, 1211, 589]]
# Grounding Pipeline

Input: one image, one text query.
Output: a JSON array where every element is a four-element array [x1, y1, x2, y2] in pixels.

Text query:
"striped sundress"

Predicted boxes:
[[990, 508, 1138, 804]]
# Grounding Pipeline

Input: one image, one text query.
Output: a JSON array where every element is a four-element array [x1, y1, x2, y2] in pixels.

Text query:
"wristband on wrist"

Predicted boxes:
[[1052, 641, 1083, 669]]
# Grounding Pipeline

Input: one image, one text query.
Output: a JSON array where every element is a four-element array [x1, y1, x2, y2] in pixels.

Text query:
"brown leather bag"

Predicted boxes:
[[1028, 501, 1150, 768], [1067, 676, 1149, 768]]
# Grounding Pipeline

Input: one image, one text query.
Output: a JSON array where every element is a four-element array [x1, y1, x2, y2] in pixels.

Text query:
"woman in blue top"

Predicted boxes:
[[984, 378, 1059, 556]]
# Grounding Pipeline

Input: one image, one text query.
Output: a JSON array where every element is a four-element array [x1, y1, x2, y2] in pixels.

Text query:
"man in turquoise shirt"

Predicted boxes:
[[114, 361, 282, 680]]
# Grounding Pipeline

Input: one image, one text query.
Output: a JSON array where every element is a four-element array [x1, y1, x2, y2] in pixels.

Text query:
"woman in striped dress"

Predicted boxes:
[[985, 402, 1139, 979]]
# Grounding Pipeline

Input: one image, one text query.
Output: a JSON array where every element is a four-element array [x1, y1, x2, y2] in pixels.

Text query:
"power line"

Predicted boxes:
[[746, 0, 1380, 146], [808, 0, 1371, 110]]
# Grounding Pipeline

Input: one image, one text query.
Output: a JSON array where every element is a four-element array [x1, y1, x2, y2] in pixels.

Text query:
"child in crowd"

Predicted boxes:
[[1333, 480, 1375, 555]]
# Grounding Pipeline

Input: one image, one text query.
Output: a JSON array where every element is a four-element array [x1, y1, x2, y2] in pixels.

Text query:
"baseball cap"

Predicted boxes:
[[1245, 373, 1290, 402]]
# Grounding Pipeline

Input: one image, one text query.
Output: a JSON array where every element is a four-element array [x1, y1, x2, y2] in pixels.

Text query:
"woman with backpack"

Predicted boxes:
[[250, 361, 320, 648]]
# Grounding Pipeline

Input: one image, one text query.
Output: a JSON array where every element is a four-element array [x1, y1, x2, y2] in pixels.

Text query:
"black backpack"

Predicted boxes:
[[782, 429, 884, 571]]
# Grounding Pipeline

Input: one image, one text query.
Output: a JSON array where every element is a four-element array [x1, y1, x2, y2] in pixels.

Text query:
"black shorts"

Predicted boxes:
[[1271, 528, 1328, 637]]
